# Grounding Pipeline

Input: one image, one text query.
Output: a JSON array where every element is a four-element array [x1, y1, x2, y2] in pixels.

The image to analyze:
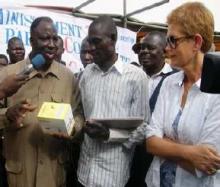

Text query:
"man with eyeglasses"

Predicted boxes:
[[127, 31, 177, 187]]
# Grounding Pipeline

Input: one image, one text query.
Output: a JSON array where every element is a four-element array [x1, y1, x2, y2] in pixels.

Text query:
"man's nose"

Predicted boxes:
[[85, 52, 91, 59], [48, 39, 56, 48]]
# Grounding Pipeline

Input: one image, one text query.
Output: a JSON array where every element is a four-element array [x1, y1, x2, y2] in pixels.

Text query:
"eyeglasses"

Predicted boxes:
[[132, 43, 156, 54], [166, 35, 194, 49]]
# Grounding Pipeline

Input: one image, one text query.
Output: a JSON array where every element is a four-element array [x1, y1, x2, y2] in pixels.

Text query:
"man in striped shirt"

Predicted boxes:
[[77, 15, 150, 187]]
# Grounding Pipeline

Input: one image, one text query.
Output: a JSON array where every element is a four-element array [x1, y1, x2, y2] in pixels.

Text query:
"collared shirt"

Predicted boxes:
[[148, 63, 173, 97], [146, 71, 220, 187], [78, 59, 149, 187], [0, 58, 84, 187]]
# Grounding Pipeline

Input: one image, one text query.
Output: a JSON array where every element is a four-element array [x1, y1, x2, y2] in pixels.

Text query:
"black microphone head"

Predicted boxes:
[[200, 52, 220, 93], [31, 54, 46, 70]]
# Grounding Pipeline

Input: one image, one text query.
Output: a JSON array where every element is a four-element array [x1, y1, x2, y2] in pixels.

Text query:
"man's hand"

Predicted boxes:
[[185, 145, 220, 175], [0, 74, 28, 98], [6, 99, 36, 129], [84, 120, 110, 141]]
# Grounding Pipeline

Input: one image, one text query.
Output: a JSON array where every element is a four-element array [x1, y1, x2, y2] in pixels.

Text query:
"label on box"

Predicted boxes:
[[37, 102, 74, 135]]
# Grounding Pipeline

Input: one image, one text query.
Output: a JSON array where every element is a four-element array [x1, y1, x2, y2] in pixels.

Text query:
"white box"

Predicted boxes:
[[37, 102, 74, 135]]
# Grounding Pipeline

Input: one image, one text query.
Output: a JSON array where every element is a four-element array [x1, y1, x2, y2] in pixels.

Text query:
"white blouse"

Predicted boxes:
[[146, 71, 220, 187]]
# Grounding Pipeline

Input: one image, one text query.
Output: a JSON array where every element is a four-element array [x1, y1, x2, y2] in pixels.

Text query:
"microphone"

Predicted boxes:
[[18, 54, 46, 75]]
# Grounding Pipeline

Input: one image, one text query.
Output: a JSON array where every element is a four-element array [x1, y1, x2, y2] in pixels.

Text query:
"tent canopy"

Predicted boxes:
[[3, 0, 220, 33]]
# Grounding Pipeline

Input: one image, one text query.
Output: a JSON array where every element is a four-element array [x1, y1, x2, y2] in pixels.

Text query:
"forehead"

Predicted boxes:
[[81, 41, 91, 50], [33, 20, 57, 35], [56, 38, 63, 46], [141, 34, 161, 46], [9, 40, 24, 48], [89, 23, 109, 37], [167, 24, 183, 36]]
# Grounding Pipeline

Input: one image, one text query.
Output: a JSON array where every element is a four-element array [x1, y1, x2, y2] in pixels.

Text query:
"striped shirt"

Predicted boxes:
[[77, 59, 149, 187]]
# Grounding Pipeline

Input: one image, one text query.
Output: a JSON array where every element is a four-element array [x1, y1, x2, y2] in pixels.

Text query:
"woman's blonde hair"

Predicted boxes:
[[167, 2, 214, 53]]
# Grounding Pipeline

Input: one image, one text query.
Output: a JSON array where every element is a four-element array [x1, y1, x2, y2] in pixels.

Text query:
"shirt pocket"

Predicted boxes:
[[5, 160, 22, 174], [51, 93, 64, 103], [5, 160, 24, 187]]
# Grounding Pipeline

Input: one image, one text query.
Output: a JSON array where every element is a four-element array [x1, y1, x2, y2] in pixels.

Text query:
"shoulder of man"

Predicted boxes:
[[4, 59, 27, 75], [54, 60, 75, 78], [125, 63, 148, 79]]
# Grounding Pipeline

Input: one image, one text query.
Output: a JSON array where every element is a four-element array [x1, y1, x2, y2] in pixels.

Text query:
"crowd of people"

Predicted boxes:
[[0, 2, 220, 187]]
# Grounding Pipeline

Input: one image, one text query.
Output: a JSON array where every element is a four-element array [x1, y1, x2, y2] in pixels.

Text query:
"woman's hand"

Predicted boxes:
[[162, 137, 220, 175], [184, 145, 220, 175]]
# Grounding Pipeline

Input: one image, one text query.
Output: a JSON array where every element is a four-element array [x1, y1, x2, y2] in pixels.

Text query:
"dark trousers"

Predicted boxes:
[[126, 142, 153, 187], [76, 181, 85, 187], [0, 134, 8, 187], [65, 141, 80, 187]]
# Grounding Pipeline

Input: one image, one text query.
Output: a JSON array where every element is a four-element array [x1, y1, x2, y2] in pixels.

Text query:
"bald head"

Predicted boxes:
[[7, 37, 25, 64], [80, 37, 93, 67], [141, 31, 166, 49], [137, 31, 167, 76], [89, 15, 117, 42]]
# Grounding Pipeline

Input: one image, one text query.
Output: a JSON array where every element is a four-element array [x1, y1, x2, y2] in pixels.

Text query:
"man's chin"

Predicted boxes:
[[142, 62, 153, 67]]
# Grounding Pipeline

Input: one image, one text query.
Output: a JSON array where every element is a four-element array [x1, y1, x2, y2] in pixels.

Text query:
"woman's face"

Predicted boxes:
[[166, 24, 195, 70]]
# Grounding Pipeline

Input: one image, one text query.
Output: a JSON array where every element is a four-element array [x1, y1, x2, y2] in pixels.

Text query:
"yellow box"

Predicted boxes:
[[37, 102, 74, 135]]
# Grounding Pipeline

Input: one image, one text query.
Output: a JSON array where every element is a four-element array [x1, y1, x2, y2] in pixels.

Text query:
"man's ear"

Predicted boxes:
[[30, 37, 33, 47], [194, 34, 203, 51], [111, 34, 116, 42]]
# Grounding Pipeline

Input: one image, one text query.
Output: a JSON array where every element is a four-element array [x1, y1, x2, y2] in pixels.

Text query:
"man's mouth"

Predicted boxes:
[[44, 52, 55, 59]]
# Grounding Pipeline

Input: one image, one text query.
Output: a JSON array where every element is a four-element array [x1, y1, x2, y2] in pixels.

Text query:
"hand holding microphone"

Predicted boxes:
[[17, 53, 46, 75], [0, 54, 46, 99], [0, 74, 28, 99]]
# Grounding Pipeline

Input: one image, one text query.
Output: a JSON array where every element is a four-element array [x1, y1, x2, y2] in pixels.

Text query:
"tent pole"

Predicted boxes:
[[123, 0, 127, 28], [125, 0, 169, 18]]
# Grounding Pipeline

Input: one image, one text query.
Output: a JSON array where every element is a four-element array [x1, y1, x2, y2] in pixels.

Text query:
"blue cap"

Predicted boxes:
[[31, 54, 46, 70]]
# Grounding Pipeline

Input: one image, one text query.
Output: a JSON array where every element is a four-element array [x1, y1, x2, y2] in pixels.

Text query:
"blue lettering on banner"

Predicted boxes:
[[119, 55, 130, 63], [3, 10, 35, 27], [119, 35, 135, 44], [54, 22, 82, 38], [0, 9, 3, 24], [5, 28, 31, 46], [64, 37, 81, 54]]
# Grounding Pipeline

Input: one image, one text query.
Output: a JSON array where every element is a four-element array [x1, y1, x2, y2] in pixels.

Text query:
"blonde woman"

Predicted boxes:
[[146, 2, 220, 187]]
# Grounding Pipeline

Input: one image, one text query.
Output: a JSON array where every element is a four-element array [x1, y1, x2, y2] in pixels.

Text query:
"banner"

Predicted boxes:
[[0, 4, 138, 73]]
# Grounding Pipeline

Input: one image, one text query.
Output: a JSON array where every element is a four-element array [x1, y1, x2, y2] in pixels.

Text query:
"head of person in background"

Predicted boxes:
[[55, 36, 66, 66], [30, 16, 58, 70], [80, 36, 93, 68], [0, 54, 9, 68], [7, 37, 25, 64], [132, 31, 167, 76]]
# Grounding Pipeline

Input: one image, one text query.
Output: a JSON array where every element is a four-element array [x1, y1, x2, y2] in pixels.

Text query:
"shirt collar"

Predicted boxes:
[[175, 71, 201, 88], [151, 63, 173, 78], [92, 58, 124, 75], [112, 59, 123, 75], [27, 57, 61, 80]]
